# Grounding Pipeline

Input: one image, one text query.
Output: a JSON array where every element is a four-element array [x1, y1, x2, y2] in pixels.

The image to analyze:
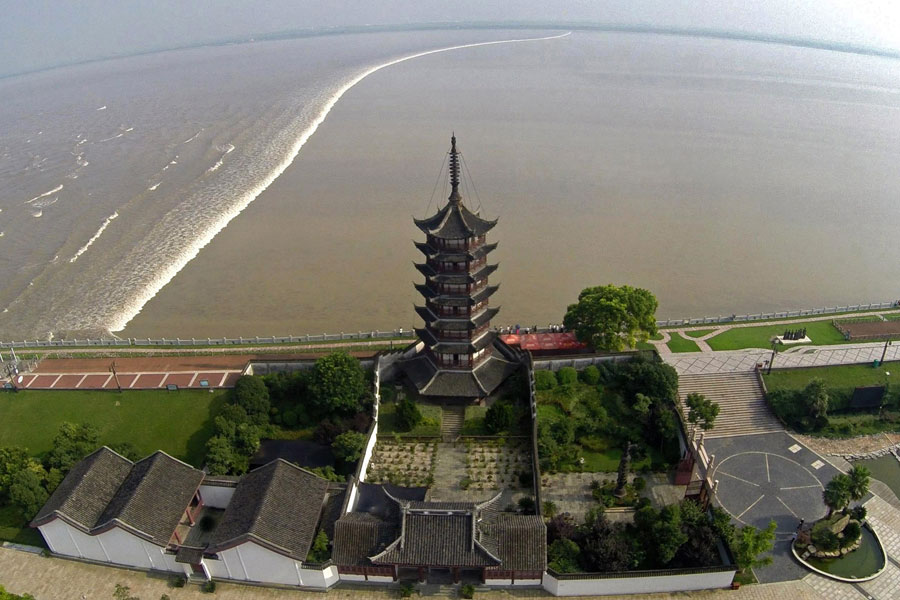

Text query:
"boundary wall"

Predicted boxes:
[[542, 567, 736, 596]]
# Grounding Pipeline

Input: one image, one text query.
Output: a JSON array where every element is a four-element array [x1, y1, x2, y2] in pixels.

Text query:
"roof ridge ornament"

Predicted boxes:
[[449, 133, 461, 204]]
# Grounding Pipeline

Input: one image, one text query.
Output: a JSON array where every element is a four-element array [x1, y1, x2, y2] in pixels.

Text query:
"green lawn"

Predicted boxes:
[[666, 332, 701, 353], [682, 329, 716, 338], [0, 389, 228, 466], [461, 405, 488, 435], [706, 320, 846, 351], [378, 401, 441, 436], [649, 332, 665, 341], [763, 363, 898, 393]]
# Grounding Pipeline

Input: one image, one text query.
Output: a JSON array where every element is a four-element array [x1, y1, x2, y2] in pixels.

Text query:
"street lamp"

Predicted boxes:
[[767, 340, 777, 375]]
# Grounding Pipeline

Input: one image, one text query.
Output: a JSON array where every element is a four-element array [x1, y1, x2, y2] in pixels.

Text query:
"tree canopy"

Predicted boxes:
[[233, 375, 271, 425], [685, 393, 720, 431], [732, 520, 777, 573], [563, 285, 658, 352], [823, 474, 853, 516], [309, 352, 368, 415]]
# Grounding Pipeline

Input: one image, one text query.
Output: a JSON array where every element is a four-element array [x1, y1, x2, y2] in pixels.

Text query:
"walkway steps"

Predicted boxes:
[[677, 372, 783, 438], [440, 405, 465, 440]]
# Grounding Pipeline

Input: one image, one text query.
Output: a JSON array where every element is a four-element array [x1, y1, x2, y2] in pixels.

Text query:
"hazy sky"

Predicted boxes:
[[2, 1, 900, 77]]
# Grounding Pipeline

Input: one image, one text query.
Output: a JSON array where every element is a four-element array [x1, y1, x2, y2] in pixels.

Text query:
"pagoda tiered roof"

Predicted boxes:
[[413, 263, 498, 283], [414, 306, 499, 330], [413, 284, 499, 306], [413, 202, 497, 240], [414, 241, 498, 261], [414, 329, 498, 354]]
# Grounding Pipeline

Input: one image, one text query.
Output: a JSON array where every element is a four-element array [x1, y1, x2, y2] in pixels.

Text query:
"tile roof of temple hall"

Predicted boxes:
[[333, 487, 546, 572], [32, 447, 205, 546], [207, 459, 330, 561], [413, 201, 497, 239]]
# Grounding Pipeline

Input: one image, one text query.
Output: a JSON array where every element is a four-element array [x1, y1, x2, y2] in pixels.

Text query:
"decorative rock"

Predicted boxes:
[[831, 514, 850, 534]]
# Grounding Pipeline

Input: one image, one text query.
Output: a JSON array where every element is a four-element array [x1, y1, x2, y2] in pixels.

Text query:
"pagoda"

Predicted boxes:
[[399, 135, 520, 400]]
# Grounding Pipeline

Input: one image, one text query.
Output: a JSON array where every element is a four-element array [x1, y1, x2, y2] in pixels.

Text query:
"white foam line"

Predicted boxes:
[[110, 31, 570, 332], [26, 184, 63, 204], [148, 182, 161, 191], [98, 132, 125, 143], [182, 129, 202, 144], [69, 211, 119, 263], [96, 105, 107, 111]]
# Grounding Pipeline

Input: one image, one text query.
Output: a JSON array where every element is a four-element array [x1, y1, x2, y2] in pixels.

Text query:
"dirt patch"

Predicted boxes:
[[834, 319, 900, 340]]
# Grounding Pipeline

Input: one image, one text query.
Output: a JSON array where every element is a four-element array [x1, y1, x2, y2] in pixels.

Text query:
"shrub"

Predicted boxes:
[[851, 506, 867, 521], [332, 431, 367, 464], [548, 538, 581, 573], [282, 410, 299, 428], [203, 580, 216, 593], [399, 583, 415, 598], [395, 397, 423, 431], [632, 476, 646, 493], [518, 496, 536, 513], [170, 575, 186, 588], [535, 370, 558, 390], [233, 375, 271, 425], [841, 521, 861, 547], [460, 584, 476, 599], [307, 530, 330, 562], [484, 402, 514, 434], [581, 365, 601, 385], [811, 521, 840, 551], [557, 367, 578, 386]]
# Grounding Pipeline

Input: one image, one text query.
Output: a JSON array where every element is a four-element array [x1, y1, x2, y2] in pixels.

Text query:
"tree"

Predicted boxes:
[[579, 516, 636, 571], [685, 393, 720, 431], [204, 436, 234, 476], [484, 402, 514, 434], [563, 285, 658, 352], [548, 538, 581, 573], [847, 465, 870, 502], [546, 512, 577, 544], [395, 397, 422, 432], [309, 352, 367, 415], [109, 442, 141, 462], [306, 530, 330, 562], [823, 474, 853, 516], [732, 521, 777, 573], [0, 447, 34, 501], [332, 431, 366, 464], [46, 422, 100, 473], [9, 468, 49, 520], [233, 376, 270, 425], [0, 585, 36, 600], [802, 379, 829, 426]]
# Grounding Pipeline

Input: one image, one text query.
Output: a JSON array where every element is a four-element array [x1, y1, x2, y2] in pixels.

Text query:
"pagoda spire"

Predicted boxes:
[[449, 133, 461, 203]]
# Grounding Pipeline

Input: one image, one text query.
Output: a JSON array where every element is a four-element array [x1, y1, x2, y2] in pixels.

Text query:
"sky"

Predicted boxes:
[[1, 1, 900, 77]]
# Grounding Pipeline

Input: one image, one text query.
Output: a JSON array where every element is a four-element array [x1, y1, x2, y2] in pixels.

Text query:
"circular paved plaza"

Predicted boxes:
[[712, 451, 827, 537]]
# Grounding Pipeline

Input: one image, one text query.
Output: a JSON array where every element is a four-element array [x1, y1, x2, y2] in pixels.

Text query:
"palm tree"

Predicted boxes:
[[848, 465, 871, 502], [823, 474, 852, 517]]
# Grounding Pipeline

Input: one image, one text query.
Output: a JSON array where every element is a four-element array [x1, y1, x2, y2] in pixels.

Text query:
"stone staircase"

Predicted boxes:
[[677, 372, 783, 438], [440, 405, 465, 440]]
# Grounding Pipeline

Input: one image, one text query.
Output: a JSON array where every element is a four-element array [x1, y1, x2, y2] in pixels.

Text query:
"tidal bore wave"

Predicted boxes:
[[105, 31, 571, 333]]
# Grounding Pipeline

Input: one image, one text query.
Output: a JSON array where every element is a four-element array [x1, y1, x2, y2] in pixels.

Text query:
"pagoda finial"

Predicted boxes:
[[448, 133, 460, 203]]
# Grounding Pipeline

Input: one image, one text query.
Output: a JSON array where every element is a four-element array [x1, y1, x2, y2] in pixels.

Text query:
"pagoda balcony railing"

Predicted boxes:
[[437, 280, 489, 295], [428, 300, 489, 317], [427, 350, 491, 370], [428, 235, 486, 251], [426, 257, 486, 272], [433, 324, 490, 341]]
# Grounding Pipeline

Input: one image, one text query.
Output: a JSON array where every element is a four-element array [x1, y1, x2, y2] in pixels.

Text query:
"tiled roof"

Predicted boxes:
[[414, 202, 497, 240], [208, 459, 329, 561], [482, 514, 547, 572], [95, 451, 205, 545], [371, 511, 500, 568], [333, 512, 398, 566], [31, 447, 132, 531]]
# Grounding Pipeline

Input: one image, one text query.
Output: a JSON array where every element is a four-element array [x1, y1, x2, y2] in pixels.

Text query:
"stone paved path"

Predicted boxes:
[[664, 342, 900, 375]]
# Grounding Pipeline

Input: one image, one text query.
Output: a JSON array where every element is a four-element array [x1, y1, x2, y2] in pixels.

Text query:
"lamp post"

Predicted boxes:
[[767, 340, 777, 375], [881, 339, 892, 364]]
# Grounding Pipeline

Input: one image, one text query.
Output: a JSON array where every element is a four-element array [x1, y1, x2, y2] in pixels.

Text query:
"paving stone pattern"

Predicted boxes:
[[864, 495, 900, 561], [859, 561, 900, 599], [801, 573, 868, 600]]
